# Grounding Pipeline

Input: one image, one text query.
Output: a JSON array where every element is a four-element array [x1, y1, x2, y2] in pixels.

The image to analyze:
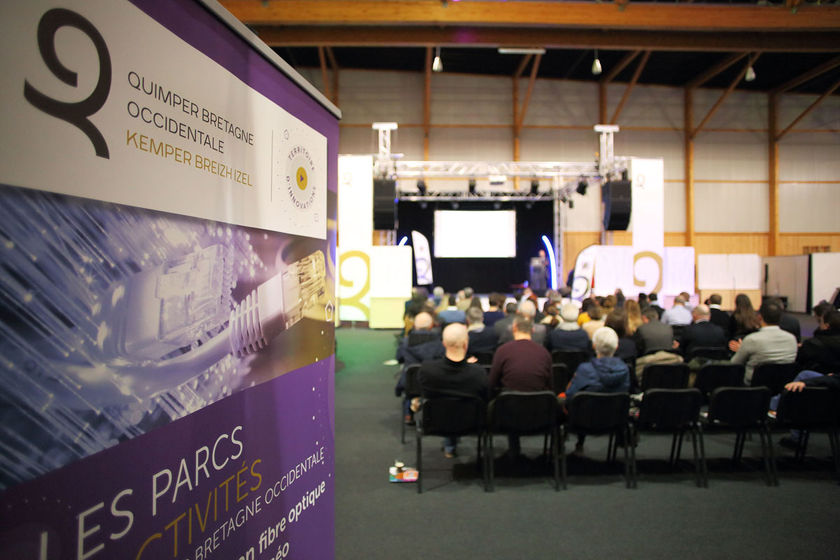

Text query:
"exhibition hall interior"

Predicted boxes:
[[1, 1, 839, 559]]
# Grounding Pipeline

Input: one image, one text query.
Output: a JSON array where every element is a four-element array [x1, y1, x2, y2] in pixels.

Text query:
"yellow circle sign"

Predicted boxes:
[[296, 166, 308, 190]]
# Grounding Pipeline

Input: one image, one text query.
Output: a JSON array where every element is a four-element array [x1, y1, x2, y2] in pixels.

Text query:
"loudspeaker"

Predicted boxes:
[[601, 179, 632, 231], [373, 178, 396, 230]]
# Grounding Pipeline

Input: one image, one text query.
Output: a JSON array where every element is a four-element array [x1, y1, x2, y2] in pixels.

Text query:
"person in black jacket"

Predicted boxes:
[[796, 309, 840, 373]]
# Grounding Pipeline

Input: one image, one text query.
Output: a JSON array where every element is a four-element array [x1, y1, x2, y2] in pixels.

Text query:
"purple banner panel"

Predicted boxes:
[[0, 358, 334, 559]]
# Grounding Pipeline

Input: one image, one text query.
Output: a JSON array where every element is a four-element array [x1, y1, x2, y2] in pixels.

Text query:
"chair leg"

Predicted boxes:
[[607, 433, 615, 463], [697, 423, 708, 488], [828, 430, 840, 482], [668, 432, 679, 465], [795, 431, 810, 462], [416, 432, 423, 494], [487, 433, 494, 492], [551, 427, 560, 491], [675, 431, 685, 463], [559, 426, 568, 490], [732, 432, 744, 464], [765, 425, 778, 486], [690, 428, 702, 487], [624, 426, 637, 489]]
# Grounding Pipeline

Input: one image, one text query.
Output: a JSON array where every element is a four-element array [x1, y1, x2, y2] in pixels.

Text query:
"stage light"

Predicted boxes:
[[451, 201, 459, 209], [398, 236, 408, 246], [530, 179, 540, 195], [591, 49, 602, 76], [432, 47, 443, 73], [468, 177, 477, 195], [417, 179, 427, 195], [568, 199, 574, 209], [576, 178, 588, 196]]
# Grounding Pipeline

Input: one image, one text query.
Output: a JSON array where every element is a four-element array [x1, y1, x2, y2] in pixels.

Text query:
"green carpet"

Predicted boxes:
[[334, 326, 840, 560]]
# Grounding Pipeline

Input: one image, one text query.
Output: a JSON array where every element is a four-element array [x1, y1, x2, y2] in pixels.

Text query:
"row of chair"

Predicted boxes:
[[413, 386, 840, 493]]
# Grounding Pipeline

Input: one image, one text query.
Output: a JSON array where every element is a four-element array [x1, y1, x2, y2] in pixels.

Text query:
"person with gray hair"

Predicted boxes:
[[661, 295, 692, 326], [564, 326, 631, 453], [497, 299, 547, 346], [465, 305, 498, 355]]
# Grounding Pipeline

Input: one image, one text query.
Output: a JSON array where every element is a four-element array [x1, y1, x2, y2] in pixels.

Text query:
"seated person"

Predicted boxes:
[[482, 292, 506, 328], [796, 309, 840, 373], [564, 326, 631, 453], [438, 294, 466, 327], [466, 306, 498, 356], [730, 300, 798, 383], [548, 303, 591, 354], [674, 304, 727, 359], [581, 304, 605, 340], [633, 307, 680, 383], [395, 312, 444, 423], [417, 323, 489, 458], [497, 299, 547, 346], [661, 295, 693, 327], [604, 308, 637, 363], [489, 316, 552, 458], [707, 293, 730, 335]]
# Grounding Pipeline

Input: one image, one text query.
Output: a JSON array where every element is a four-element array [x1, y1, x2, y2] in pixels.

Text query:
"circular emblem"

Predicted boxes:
[[285, 145, 316, 209]]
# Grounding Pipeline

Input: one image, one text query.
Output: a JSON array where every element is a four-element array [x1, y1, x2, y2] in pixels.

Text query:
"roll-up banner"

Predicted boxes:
[[0, 1, 339, 558]]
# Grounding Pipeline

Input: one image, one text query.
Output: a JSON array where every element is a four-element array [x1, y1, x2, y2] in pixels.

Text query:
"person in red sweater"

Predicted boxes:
[[489, 316, 553, 458]]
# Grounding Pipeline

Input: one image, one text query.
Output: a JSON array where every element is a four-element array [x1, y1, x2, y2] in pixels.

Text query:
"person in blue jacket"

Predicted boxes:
[[565, 326, 631, 453]]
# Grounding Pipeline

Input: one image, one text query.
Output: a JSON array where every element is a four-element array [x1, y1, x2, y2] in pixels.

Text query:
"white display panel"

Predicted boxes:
[[433, 210, 516, 258]]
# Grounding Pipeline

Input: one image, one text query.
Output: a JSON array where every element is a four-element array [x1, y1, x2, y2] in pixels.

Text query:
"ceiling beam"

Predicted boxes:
[[602, 50, 641, 84], [222, 1, 840, 31], [772, 55, 840, 94], [611, 50, 650, 124], [776, 76, 840, 141], [687, 52, 747, 89], [516, 54, 542, 130], [692, 53, 760, 138], [250, 26, 840, 53], [514, 54, 534, 79]]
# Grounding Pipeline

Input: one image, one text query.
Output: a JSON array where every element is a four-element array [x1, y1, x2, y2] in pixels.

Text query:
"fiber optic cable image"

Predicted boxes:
[[0, 184, 334, 489]]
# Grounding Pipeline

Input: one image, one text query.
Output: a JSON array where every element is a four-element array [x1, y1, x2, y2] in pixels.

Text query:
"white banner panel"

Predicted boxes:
[[630, 157, 664, 250], [0, 1, 326, 238], [810, 252, 840, 309], [370, 246, 413, 298], [594, 246, 635, 296], [763, 255, 809, 312], [698, 254, 761, 290], [411, 230, 434, 285], [338, 248, 371, 322], [338, 155, 373, 247], [662, 246, 695, 295]]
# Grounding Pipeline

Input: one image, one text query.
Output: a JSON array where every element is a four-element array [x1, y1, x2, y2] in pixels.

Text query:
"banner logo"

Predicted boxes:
[[23, 8, 112, 158], [286, 145, 316, 210]]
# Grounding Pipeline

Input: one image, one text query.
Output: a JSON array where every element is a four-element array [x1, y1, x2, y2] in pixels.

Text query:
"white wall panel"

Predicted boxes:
[[337, 70, 424, 124], [780, 182, 840, 232], [606, 84, 684, 129], [691, 90, 767, 130], [431, 74, 511, 124], [778, 95, 840, 130], [695, 181, 768, 232], [779, 133, 840, 181], [428, 127, 511, 161], [524, 80, 599, 126], [520, 128, 595, 162], [694, 132, 767, 180]]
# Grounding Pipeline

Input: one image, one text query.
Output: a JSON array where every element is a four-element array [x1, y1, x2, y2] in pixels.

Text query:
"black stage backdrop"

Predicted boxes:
[[397, 200, 554, 293]]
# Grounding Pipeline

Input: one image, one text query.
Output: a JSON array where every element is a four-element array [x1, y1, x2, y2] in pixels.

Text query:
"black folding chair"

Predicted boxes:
[[641, 363, 690, 391], [486, 391, 564, 491], [551, 363, 571, 394], [775, 387, 840, 480], [695, 363, 745, 401], [400, 364, 422, 444], [633, 388, 706, 488], [751, 363, 797, 396], [687, 346, 731, 361], [704, 387, 777, 486], [566, 392, 635, 488], [415, 393, 487, 493], [473, 351, 495, 366], [551, 350, 589, 375]]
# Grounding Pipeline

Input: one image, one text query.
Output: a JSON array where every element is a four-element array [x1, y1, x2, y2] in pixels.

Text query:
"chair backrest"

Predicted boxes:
[[708, 386, 770, 428], [567, 391, 630, 434], [637, 388, 702, 430], [641, 363, 690, 391], [488, 391, 559, 434], [776, 387, 840, 430], [551, 363, 570, 394], [552, 350, 589, 373], [404, 364, 423, 398], [419, 393, 486, 436], [408, 330, 440, 347], [688, 346, 730, 361], [751, 363, 797, 395], [695, 363, 745, 397]]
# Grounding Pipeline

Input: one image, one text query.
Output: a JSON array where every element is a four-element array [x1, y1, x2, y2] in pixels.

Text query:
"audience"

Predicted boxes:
[[456, 286, 475, 311], [497, 299, 547, 346], [729, 293, 761, 342], [648, 292, 665, 319], [624, 299, 643, 336], [707, 293, 730, 334], [417, 323, 489, 458], [604, 309, 637, 364], [488, 316, 553, 458], [483, 292, 506, 327], [466, 306, 498, 356], [564, 326, 631, 454], [674, 303, 727, 359], [581, 304, 605, 340], [796, 309, 840, 373], [548, 303, 592, 353], [438, 294, 466, 327], [661, 295, 692, 327], [730, 300, 798, 383], [633, 307, 681, 383]]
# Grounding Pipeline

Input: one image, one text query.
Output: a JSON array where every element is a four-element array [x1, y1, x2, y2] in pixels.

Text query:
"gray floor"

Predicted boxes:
[[334, 326, 840, 560]]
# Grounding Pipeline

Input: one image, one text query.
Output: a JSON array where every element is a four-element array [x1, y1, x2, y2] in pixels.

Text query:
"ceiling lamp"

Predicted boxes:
[[745, 65, 756, 82], [432, 47, 443, 73], [497, 47, 546, 55], [591, 49, 602, 76]]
